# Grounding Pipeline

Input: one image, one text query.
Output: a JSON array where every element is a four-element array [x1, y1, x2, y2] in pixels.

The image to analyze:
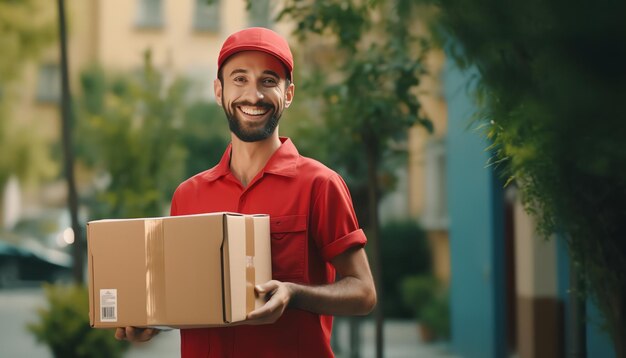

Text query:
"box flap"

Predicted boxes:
[[88, 219, 148, 327], [162, 214, 225, 325], [252, 216, 272, 310], [224, 214, 247, 322]]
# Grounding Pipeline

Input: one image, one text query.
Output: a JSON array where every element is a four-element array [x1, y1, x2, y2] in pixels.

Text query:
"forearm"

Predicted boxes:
[[286, 276, 376, 316], [246, 247, 376, 324]]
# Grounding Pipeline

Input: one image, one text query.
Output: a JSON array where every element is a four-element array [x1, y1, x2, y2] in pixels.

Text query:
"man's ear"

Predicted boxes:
[[284, 83, 295, 108], [214, 78, 223, 106]]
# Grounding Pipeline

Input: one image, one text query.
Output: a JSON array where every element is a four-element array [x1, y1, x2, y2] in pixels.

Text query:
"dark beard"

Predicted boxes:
[[222, 99, 281, 142]]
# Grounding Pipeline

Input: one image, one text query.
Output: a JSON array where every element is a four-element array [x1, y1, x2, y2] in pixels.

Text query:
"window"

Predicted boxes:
[[136, 0, 163, 29], [193, 0, 220, 32], [421, 137, 449, 229], [36, 64, 61, 103], [248, 0, 271, 28]]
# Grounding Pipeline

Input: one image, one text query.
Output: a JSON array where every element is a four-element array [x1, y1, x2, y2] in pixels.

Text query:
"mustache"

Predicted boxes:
[[232, 100, 274, 110]]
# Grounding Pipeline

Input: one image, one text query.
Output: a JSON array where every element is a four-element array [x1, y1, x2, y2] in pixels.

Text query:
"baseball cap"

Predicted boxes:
[[217, 27, 294, 81]]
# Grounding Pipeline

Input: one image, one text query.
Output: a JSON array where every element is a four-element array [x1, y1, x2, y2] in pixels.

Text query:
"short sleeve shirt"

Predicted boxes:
[[170, 137, 367, 358]]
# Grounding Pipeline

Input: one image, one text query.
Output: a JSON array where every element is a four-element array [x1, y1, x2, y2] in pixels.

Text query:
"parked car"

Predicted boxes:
[[0, 230, 73, 287]]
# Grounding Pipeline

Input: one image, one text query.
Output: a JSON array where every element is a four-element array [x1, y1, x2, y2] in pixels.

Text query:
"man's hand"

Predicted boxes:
[[245, 280, 294, 325], [114, 327, 160, 342]]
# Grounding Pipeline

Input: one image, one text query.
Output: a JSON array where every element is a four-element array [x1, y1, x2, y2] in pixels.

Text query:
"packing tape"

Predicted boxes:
[[145, 219, 166, 325], [245, 216, 255, 313]]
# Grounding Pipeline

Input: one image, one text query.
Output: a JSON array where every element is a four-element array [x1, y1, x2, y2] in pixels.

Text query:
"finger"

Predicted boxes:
[[142, 328, 159, 340], [247, 291, 283, 320], [255, 281, 278, 295], [133, 327, 159, 342], [247, 306, 269, 320], [125, 327, 137, 341], [114, 328, 127, 341]]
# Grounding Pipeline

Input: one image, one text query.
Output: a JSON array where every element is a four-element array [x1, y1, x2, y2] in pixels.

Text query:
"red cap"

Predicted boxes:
[[218, 27, 294, 80]]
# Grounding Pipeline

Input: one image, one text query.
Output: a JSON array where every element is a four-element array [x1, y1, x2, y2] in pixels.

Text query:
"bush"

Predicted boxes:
[[401, 274, 450, 341], [400, 275, 437, 320], [27, 283, 129, 358], [420, 290, 450, 340], [380, 220, 431, 318]]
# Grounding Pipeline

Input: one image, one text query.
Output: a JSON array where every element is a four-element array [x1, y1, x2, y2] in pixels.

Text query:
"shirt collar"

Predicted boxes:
[[201, 137, 299, 182]]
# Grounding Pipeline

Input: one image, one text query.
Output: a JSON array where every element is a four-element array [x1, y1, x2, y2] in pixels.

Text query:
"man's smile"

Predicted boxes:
[[237, 105, 271, 117]]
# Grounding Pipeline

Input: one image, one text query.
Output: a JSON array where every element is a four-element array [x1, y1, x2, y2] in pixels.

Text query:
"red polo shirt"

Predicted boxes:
[[170, 137, 367, 358]]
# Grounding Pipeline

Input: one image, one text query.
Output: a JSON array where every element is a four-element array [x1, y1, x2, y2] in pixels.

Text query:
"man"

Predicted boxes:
[[116, 27, 376, 357]]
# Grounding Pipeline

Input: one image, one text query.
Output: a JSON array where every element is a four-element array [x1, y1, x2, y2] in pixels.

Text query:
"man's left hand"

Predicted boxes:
[[245, 280, 294, 324]]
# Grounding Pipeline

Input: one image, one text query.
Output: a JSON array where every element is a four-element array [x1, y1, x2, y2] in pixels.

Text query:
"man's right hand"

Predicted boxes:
[[115, 327, 160, 342]]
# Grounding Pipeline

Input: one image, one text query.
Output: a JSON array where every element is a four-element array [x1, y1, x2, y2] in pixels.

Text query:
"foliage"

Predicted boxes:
[[401, 274, 450, 340], [278, 0, 432, 222], [0, 100, 58, 190], [27, 283, 129, 358], [0, 0, 57, 197], [75, 53, 190, 219], [420, 288, 450, 340], [380, 220, 431, 317], [429, 0, 626, 353], [0, 0, 55, 82], [181, 101, 229, 180], [75, 55, 231, 219], [401, 275, 438, 319]]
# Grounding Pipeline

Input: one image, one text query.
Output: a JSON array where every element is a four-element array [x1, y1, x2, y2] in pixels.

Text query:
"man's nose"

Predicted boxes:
[[242, 85, 264, 102]]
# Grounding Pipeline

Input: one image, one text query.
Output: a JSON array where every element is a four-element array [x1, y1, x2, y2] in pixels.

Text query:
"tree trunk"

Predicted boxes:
[[612, 294, 625, 358], [364, 141, 383, 358], [569, 257, 586, 358], [57, 0, 83, 284]]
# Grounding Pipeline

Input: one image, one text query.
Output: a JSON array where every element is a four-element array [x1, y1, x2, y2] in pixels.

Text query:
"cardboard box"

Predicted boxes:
[[87, 212, 271, 328]]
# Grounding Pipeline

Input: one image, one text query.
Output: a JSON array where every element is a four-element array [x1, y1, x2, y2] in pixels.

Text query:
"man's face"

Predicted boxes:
[[215, 51, 295, 142]]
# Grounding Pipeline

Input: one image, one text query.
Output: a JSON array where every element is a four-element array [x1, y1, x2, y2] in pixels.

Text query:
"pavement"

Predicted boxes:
[[0, 285, 459, 357]]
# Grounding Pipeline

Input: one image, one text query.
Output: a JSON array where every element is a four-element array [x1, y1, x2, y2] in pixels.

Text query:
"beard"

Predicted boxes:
[[222, 98, 282, 142]]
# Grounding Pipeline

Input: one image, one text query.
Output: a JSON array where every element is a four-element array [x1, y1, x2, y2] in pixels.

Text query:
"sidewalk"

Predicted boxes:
[[126, 318, 459, 358], [0, 287, 458, 358]]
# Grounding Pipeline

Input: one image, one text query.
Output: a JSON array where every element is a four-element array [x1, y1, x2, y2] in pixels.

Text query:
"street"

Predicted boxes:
[[0, 286, 458, 357]]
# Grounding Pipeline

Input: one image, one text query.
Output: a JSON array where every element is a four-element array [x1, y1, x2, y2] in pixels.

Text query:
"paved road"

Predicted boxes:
[[0, 286, 458, 357]]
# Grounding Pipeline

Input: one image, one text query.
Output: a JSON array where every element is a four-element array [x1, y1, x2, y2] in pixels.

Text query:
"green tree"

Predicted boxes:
[[75, 54, 188, 219], [0, 0, 57, 225], [430, 0, 626, 355], [181, 101, 229, 180], [0, 0, 55, 82], [278, 1, 432, 356], [75, 53, 230, 220]]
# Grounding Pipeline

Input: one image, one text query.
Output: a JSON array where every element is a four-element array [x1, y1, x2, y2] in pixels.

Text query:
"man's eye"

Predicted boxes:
[[263, 78, 277, 86], [234, 77, 247, 83]]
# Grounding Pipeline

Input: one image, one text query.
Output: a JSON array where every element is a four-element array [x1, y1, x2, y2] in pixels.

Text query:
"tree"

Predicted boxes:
[[75, 54, 189, 220], [0, 0, 57, 226], [278, 1, 432, 356], [181, 101, 229, 181], [430, 0, 626, 355], [75, 54, 230, 220], [0, 0, 55, 82]]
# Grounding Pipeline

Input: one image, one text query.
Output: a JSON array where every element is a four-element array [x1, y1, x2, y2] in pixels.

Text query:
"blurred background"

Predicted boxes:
[[1, 0, 624, 357]]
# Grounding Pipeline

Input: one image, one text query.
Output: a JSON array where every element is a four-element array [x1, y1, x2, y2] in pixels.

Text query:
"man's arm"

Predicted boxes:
[[245, 246, 377, 324]]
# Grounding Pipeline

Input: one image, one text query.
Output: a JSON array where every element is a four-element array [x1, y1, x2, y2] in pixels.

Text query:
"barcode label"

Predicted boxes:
[[100, 289, 117, 322], [102, 307, 115, 319]]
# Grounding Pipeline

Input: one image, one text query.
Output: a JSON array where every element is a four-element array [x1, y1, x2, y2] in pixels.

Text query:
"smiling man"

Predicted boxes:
[[115, 27, 376, 358]]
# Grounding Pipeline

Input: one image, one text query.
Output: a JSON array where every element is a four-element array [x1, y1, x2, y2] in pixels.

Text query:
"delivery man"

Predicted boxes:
[[115, 27, 376, 358]]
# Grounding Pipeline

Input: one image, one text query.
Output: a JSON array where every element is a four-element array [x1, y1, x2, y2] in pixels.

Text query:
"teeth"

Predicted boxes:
[[240, 106, 269, 116]]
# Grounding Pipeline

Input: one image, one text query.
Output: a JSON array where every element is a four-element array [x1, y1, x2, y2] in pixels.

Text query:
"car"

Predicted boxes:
[[0, 230, 73, 288]]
